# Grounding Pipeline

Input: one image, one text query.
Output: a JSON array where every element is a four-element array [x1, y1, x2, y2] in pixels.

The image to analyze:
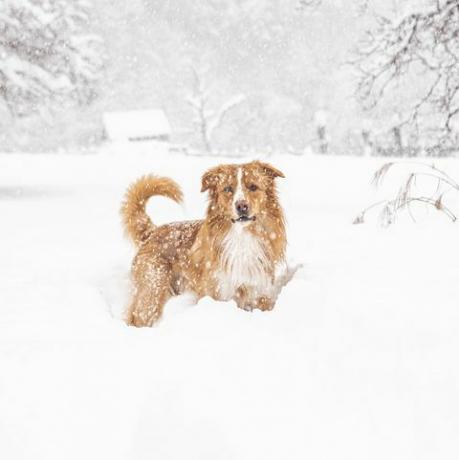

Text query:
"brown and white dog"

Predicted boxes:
[[121, 161, 287, 327]]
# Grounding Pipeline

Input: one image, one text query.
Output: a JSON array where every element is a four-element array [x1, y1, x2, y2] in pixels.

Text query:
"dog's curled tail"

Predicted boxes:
[[121, 175, 183, 246]]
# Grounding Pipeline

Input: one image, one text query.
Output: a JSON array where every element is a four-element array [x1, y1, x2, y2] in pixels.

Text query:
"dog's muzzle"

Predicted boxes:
[[232, 199, 255, 223], [231, 215, 256, 223]]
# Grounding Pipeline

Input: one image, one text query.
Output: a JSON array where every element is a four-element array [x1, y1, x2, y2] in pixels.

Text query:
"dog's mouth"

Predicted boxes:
[[231, 215, 256, 223]]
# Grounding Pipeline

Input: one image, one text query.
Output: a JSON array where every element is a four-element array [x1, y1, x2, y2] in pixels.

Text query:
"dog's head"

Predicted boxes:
[[201, 161, 285, 229]]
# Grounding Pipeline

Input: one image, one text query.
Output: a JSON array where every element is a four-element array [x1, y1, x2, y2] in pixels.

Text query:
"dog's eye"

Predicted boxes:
[[248, 184, 258, 192], [223, 186, 233, 193]]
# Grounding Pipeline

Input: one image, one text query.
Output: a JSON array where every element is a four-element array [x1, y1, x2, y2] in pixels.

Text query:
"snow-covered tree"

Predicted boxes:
[[185, 65, 245, 153], [0, 0, 104, 117], [352, 0, 459, 154]]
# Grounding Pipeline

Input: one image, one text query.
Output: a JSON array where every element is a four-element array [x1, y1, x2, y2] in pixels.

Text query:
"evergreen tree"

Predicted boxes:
[[0, 0, 104, 117]]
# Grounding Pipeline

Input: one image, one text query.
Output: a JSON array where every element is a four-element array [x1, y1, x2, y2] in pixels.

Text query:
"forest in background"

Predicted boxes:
[[1, 0, 458, 156]]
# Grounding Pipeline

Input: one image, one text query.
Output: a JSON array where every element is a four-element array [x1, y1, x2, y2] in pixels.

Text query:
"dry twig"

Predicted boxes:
[[354, 161, 459, 226]]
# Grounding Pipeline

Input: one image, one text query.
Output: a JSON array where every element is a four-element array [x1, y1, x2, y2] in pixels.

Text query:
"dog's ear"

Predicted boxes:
[[201, 167, 220, 193], [254, 161, 285, 179]]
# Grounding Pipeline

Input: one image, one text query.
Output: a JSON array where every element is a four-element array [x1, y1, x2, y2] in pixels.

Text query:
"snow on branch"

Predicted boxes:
[[351, 0, 459, 152], [207, 94, 246, 139]]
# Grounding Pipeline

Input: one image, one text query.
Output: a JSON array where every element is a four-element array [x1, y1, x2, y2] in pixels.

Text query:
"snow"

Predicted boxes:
[[1, 145, 459, 459]]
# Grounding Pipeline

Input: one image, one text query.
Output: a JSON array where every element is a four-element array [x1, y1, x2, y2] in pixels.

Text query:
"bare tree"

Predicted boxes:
[[351, 0, 459, 154]]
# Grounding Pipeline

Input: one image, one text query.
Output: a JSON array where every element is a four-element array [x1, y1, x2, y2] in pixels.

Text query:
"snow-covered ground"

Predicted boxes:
[[1, 144, 459, 460]]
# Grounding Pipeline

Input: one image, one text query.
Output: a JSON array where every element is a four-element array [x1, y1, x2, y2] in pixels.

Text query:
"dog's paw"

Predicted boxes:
[[255, 296, 275, 311], [126, 311, 157, 328], [236, 302, 254, 312]]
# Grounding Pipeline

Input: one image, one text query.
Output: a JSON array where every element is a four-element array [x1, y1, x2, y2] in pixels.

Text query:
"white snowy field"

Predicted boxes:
[[1, 144, 459, 460]]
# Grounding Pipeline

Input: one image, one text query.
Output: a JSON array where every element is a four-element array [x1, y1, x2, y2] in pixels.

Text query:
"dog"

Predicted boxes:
[[121, 161, 288, 327]]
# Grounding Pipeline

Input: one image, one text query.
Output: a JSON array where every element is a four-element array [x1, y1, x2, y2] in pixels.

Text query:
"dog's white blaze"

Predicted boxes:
[[232, 167, 245, 207], [216, 224, 273, 300]]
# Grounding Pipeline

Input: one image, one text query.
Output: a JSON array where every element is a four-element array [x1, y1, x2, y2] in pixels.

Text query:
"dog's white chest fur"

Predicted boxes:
[[216, 225, 272, 300]]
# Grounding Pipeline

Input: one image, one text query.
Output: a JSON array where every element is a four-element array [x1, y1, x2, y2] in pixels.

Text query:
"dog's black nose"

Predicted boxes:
[[236, 200, 249, 216]]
